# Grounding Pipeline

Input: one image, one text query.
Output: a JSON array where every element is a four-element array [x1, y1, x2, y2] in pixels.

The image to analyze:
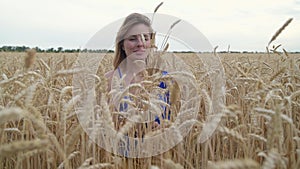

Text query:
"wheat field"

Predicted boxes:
[[0, 50, 299, 169]]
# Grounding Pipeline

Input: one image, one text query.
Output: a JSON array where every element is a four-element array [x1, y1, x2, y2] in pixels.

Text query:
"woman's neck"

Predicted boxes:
[[127, 59, 145, 73], [120, 59, 146, 86]]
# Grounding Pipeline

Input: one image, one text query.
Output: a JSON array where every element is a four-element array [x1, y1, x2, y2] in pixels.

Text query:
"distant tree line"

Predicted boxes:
[[0, 46, 114, 53], [1, 45, 299, 54]]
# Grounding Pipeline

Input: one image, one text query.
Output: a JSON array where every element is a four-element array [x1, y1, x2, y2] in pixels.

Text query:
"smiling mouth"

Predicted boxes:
[[133, 50, 146, 54], [133, 49, 145, 52]]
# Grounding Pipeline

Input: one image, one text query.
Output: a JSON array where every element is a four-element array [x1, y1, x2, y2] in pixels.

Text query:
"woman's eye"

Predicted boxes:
[[129, 38, 136, 41], [143, 35, 150, 41]]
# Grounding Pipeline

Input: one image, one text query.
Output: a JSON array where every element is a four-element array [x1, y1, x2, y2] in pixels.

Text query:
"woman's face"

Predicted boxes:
[[122, 23, 151, 61]]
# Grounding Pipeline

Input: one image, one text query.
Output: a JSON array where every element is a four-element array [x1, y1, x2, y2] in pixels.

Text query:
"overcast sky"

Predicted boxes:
[[1, 0, 299, 52]]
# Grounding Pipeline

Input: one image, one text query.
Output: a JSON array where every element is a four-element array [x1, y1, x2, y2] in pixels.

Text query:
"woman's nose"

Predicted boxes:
[[136, 36, 144, 47]]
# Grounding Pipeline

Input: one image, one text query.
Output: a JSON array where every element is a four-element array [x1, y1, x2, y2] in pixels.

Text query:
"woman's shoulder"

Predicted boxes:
[[105, 70, 114, 79], [105, 70, 115, 92]]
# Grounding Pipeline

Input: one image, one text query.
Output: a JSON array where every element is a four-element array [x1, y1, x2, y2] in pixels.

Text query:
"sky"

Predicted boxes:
[[1, 0, 300, 52]]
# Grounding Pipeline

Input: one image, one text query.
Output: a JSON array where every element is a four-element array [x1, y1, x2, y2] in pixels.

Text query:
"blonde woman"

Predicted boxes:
[[105, 12, 170, 137], [105, 13, 172, 158]]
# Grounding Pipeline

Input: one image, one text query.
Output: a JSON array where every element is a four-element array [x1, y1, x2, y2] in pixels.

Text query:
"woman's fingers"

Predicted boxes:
[[151, 121, 160, 131]]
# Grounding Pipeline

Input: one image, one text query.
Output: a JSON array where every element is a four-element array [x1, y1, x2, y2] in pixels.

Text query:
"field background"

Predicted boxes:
[[0, 51, 299, 169]]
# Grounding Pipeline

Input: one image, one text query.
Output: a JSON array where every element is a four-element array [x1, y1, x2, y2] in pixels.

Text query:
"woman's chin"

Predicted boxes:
[[128, 53, 147, 60], [134, 51, 146, 55]]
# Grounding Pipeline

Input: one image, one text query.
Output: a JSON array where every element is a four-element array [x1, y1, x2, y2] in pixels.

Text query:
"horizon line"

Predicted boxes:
[[0, 45, 299, 53]]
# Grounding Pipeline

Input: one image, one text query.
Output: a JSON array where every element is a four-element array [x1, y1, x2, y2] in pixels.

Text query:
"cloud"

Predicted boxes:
[[0, 0, 299, 51]]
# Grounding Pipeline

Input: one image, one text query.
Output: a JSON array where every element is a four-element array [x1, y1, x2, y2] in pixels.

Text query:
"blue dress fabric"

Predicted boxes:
[[157, 70, 171, 123], [117, 68, 170, 123], [116, 68, 171, 157]]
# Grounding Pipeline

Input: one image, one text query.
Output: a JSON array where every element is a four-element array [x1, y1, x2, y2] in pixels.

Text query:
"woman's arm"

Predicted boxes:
[[104, 70, 114, 92]]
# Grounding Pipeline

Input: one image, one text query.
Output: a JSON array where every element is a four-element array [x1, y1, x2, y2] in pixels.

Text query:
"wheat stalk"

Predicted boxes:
[[208, 159, 260, 169], [268, 18, 293, 46], [151, 2, 164, 24], [0, 139, 48, 157], [0, 107, 24, 125], [24, 48, 36, 71]]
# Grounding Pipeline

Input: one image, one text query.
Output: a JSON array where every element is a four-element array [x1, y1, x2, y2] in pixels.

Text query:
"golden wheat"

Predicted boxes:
[[0, 51, 299, 169]]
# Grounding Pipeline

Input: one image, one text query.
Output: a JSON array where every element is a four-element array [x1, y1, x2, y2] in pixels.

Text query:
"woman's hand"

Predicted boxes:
[[151, 121, 160, 131]]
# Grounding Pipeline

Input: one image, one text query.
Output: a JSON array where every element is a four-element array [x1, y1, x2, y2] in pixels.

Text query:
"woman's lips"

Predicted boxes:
[[133, 49, 146, 54]]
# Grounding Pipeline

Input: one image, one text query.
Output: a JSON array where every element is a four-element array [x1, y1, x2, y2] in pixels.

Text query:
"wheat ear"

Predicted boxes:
[[268, 18, 293, 46], [151, 2, 164, 24]]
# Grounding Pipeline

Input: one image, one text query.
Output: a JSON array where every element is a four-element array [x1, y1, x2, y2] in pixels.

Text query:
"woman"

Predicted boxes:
[[105, 13, 172, 158], [105, 13, 153, 90], [105, 13, 170, 128]]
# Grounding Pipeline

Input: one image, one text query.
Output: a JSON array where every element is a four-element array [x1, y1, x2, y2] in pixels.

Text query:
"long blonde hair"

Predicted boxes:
[[113, 13, 154, 70]]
